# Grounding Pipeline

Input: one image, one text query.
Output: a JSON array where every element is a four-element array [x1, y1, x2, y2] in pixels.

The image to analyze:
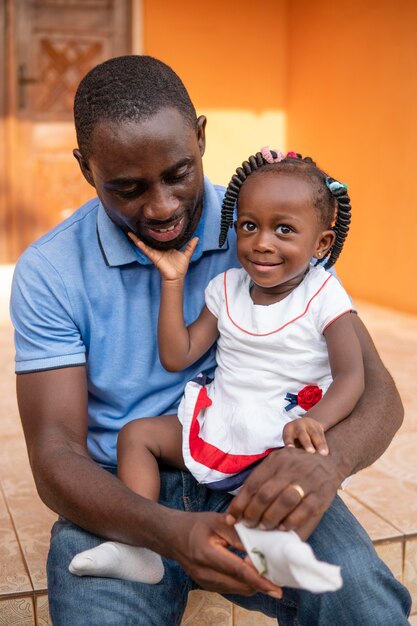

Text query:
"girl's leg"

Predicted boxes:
[[69, 415, 184, 583], [117, 414, 185, 500]]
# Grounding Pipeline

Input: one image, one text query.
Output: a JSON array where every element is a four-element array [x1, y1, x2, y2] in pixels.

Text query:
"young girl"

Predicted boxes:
[[69, 149, 363, 587]]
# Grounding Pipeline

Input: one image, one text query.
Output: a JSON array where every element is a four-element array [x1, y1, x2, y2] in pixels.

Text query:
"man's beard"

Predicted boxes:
[[135, 203, 202, 251]]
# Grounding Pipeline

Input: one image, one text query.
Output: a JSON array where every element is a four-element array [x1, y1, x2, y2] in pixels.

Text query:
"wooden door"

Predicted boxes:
[[4, 0, 132, 261]]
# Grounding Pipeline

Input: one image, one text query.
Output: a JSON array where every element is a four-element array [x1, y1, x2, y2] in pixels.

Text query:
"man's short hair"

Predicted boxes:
[[74, 55, 198, 158]]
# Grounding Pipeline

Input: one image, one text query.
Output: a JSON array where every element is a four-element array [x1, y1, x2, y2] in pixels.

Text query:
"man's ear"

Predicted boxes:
[[196, 115, 207, 157], [73, 149, 95, 188], [315, 229, 336, 260]]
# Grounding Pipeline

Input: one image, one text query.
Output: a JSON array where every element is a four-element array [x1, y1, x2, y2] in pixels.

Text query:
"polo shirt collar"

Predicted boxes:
[[96, 204, 137, 267], [96, 176, 228, 267]]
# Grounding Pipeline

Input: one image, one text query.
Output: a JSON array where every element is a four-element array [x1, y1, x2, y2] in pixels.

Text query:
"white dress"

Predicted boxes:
[[178, 265, 353, 492]]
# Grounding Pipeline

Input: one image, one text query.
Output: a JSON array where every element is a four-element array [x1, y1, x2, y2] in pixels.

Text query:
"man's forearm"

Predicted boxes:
[[325, 315, 403, 477], [33, 446, 182, 558]]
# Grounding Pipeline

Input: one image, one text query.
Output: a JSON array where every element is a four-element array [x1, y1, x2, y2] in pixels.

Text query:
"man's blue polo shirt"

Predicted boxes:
[[10, 177, 239, 466]]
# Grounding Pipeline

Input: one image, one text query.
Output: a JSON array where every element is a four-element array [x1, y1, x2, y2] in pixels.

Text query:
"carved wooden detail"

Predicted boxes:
[[36, 38, 103, 115], [36, 0, 110, 6], [2, 0, 132, 261]]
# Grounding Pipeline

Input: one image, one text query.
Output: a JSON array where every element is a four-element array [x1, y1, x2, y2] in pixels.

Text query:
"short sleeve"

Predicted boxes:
[[10, 247, 86, 373], [317, 275, 355, 334], [204, 272, 225, 319]]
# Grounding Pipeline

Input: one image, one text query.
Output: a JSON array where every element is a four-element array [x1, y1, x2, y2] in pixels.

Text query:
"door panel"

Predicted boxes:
[[5, 0, 132, 261]]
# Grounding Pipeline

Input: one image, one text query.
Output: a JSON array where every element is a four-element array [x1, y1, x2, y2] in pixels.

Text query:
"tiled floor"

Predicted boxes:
[[0, 263, 416, 625]]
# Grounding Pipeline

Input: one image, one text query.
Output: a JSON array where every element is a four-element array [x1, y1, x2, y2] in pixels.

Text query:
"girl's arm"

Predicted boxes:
[[304, 312, 365, 429], [159, 284, 219, 371], [129, 234, 219, 371]]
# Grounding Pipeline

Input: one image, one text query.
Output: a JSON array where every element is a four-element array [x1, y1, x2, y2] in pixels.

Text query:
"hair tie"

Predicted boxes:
[[286, 151, 299, 159], [326, 178, 348, 193], [261, 146, 285, 164]]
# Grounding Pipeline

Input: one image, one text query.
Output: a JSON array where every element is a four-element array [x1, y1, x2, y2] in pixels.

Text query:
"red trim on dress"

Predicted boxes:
[[224, 271, 334, 337], [322, 309, 354, 334], [188, 386, 273, 473]]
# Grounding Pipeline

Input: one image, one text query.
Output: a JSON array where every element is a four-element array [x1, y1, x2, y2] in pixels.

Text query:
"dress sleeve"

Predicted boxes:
[[204, 272, 225, 319], [10, 247, 86, 373], [317, 275, 356, 334]]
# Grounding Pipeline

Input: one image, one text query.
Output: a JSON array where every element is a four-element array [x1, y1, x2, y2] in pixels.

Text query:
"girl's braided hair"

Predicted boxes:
[[219, 151, 351, 269]]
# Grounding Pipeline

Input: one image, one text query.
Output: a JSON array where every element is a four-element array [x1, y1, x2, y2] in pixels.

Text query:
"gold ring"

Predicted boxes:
[[288, 483, 305, 500]]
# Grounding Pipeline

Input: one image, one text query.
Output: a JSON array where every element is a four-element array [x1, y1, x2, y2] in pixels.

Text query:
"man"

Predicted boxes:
[[10, 56, 411, 625]]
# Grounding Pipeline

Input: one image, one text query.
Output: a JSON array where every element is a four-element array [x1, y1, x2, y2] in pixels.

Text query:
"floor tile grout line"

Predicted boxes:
[[0, 478, 37, 596], [344, 490, 407, 538]]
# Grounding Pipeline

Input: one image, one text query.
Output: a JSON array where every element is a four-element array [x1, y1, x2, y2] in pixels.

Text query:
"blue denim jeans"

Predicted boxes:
[[47, 468, 411, 625]]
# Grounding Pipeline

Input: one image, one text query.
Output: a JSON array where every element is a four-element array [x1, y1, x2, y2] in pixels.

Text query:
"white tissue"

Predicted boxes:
[[235, 522, 343, 593]]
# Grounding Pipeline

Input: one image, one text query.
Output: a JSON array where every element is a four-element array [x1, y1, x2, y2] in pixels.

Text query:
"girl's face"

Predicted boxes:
[[234, 171, 335, 302]]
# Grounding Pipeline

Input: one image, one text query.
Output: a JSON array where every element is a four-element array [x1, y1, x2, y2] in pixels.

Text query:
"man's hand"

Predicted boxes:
[[164, 510, 282, 598], [282, 417, 329, 456], [128, 233, 198, 282], [225, 447, 344, 541], [224, 315, 404, 543]]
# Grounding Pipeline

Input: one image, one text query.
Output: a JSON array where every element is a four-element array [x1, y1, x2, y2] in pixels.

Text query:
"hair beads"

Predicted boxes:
[[323, 178, 351, 269], [219, 151, 351, 270], [219, 151, 264, 248]]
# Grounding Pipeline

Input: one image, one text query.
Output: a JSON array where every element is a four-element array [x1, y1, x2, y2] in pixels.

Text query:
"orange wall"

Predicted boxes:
[[143, 1, 288, 185], [142, 0, 417, 314], [143, 0, 287, 110], [287, 0, 417, 314]]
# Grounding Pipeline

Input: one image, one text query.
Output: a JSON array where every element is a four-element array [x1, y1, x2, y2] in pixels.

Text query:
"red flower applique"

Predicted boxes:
[[297, 385, 323, 410], [284, 385, 323, 412]]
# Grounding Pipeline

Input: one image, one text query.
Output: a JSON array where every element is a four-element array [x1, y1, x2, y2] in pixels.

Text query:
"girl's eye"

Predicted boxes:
[[276, 225, 293, 235], [241, 221, 257, 232]]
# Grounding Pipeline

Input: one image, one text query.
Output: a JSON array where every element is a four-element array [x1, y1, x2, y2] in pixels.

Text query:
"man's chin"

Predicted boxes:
[[141, 237, 183, 251], [132, 203, 202, 251], [139, 218, 201, 251], [138, 229, 190, 251]]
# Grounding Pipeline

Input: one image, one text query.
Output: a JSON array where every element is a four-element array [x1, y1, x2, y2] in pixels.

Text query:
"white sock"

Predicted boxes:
[[235, 523, 342, 593], [68, 541, 164, 584]]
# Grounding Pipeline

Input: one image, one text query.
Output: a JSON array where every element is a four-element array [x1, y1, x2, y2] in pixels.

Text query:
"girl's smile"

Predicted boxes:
[[248, 260, 284, 273]]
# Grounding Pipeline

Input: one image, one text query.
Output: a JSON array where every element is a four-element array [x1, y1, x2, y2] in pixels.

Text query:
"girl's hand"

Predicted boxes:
[[282, 417, 329, 456], [128, 233, 199, 282]]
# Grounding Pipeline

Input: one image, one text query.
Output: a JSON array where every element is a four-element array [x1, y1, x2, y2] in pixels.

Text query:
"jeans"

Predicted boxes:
[[47, 467, 411, 625]]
